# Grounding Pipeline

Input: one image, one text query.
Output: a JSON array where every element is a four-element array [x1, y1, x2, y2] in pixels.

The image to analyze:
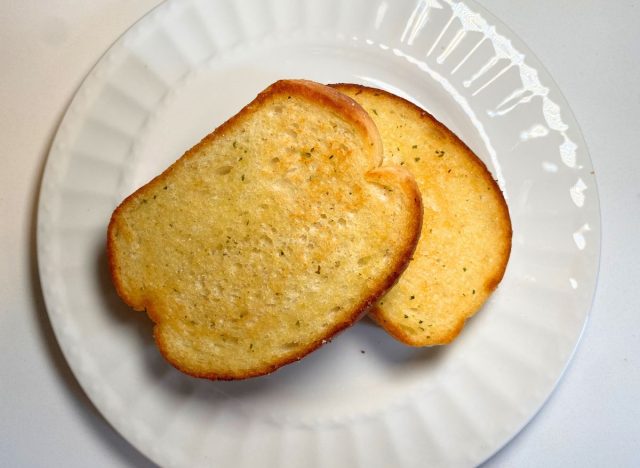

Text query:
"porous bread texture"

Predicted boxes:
[[332, 84, 512, 346], [107, 80, 422, 379]]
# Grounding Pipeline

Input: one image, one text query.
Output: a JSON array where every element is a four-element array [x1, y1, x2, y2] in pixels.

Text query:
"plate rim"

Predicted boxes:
[[36, 0, 602, 466]]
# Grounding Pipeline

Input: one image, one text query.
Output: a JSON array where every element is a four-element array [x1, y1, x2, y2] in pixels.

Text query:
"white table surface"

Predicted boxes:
[[2, 1, 638, 466]]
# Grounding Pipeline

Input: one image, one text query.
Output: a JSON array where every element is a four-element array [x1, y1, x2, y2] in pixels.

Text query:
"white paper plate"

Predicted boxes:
[[37, 0, 600, 466]]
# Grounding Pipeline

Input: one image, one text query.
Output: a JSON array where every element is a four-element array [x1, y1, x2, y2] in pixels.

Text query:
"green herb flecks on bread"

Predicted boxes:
[[332, 83, 511, 346]]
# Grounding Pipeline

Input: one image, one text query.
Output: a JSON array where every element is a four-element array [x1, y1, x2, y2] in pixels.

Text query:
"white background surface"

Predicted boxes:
[[1, 1, 638, 466]]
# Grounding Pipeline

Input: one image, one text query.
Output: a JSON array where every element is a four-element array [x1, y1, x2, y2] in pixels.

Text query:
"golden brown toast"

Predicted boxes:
[[332, 84, 511, 346], [107, 80, 422, 379]]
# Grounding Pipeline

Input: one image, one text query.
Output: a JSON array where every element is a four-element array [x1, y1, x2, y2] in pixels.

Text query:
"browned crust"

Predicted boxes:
[[331, 83, 512, 347], [107, 80, 422, 379]]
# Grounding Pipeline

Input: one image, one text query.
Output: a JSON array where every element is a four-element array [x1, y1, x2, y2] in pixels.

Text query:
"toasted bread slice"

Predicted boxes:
[[332, 84, 511, 346], [107, 80, 422, 379]]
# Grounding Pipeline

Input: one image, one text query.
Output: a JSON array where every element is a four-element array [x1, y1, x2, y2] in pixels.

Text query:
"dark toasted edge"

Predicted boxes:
[[106, 79, 421, 379], [331, 83, 513, 347]]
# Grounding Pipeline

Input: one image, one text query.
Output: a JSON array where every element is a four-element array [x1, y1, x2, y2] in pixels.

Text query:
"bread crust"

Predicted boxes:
[[107, 80, 422, 379], [331, 83, 512, 346]]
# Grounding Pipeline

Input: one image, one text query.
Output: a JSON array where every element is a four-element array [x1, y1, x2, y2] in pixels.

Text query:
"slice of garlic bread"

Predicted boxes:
[[107, 80, 422, 379], [332, 83, 511, 346]]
